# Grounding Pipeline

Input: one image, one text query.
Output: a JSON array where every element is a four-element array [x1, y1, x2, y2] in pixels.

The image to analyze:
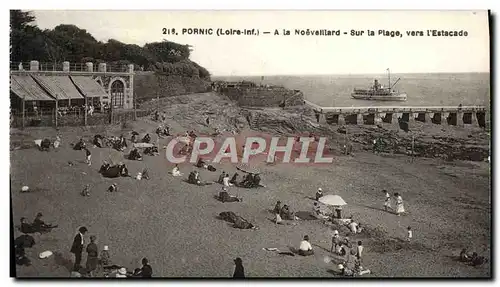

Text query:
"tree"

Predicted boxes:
[[10, 10, 35, 30], [9, 10, 210, 80]]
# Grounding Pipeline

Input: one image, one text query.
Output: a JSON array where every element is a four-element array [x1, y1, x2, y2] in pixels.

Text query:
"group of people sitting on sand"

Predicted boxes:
[[273, 200, 297, 223], [99, 162, 130, 178], [14, 234, 35, 266], [144, 146, 159, 156], [460, 248, 488, 267], [329, 230, 370, 276], [187, 170, 211, 185], [216, 187, 243, 203], [217, 170, 263, 189], [156, 125, 170, 138], [128, 148, 143, 161], [19, 213, 58, 235], [130, 132, 153, 144]]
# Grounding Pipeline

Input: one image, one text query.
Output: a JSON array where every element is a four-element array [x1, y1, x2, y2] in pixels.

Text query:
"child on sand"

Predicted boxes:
[[84, 148, 92, 166], [407, 226, 413, 241], [81, 185, 90, 196], [383, 190, 391, 212]]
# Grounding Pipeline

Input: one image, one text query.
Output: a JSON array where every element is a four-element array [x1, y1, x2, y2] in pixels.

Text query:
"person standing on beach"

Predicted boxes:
[[383, 190, 392, 212], [84, 148, 92, 166], [394, 193, 405, 216], [407, 226, 413, 241], [233, 257, 245, 278], [331, 230, 341, 254], [86, 235, 99, 277], [315, 188, 323, 201], [70, 226, 88, 271]]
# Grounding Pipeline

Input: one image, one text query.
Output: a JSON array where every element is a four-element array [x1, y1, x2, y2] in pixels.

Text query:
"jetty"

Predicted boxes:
[[305, 100, 488, 128]]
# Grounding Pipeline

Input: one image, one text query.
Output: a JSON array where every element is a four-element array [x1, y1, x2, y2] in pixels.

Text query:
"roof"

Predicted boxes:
[[10, 75, 54, 101], [32, 75, 84, 100], [70, 76, 108, 98]]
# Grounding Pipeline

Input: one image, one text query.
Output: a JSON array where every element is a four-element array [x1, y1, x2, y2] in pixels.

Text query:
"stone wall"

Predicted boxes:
[[134, 72, 210, 104], [222, 87, 305, 107]]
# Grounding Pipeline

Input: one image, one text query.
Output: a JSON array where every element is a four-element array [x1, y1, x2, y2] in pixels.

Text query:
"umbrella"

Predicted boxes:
[[319, 194, 347, 206]]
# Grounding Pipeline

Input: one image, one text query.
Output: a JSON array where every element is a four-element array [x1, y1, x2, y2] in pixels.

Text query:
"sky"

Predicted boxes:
[[32, 10, 490, 76]]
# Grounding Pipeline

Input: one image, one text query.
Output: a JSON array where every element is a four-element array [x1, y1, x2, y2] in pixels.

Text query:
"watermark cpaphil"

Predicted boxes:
[[164, 132, 334, 165]]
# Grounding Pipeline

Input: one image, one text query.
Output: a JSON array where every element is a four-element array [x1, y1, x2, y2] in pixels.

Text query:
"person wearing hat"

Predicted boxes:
[[233, 257, 245, 278], [86, 235, 99, 277], [331, 230, 341, 254], [32, 212, 57, 232], [100, 245, 111, 267], [116, 267, 128, 278], [383, 190, 392, 212], [315, 188, 323, 201], [70, 226, 88, 271], [298, 235, 314, 256]]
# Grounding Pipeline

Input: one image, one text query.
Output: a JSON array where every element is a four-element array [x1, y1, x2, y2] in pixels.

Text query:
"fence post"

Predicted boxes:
[[55, 101, 58, 128], [22, 100, 25, 129], [84, 97, 88, 126], [133, 92, 137, 121]]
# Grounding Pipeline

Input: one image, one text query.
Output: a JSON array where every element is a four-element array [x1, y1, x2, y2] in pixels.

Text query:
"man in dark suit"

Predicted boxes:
[[70, 226, 88, 271]]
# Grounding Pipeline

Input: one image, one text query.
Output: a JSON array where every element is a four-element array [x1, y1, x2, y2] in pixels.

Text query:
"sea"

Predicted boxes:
[[213, 73, 490, 108]]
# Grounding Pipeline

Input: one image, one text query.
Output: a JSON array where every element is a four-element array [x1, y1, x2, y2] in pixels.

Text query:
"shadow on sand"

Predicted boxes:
[[53, 251, 74, 272]]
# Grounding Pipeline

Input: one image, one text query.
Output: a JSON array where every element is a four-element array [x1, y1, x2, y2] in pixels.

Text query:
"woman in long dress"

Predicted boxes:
[[394, 193, 405, 216], [86, 236, 99, 277]]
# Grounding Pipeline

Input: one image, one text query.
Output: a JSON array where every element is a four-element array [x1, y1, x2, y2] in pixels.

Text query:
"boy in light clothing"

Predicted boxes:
[[407, 226, 413, 241]]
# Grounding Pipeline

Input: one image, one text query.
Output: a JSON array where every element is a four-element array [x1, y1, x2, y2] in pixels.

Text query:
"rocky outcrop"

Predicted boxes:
[[222, 87, 304, 107]]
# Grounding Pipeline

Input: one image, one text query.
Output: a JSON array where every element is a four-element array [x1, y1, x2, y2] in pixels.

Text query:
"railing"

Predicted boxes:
[[10, 108, 151, 128], [10, 62, 133, 73]]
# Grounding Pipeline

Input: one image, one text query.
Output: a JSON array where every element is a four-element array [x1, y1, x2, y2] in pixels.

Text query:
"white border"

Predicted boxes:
[[1, 1, 497, 286]]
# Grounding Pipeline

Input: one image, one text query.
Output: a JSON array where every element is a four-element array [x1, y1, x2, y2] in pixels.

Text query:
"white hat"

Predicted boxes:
[[39, 250, 53, 259], [318, 188, 322, 191], [103, 245, 109, 251], [21, 186, 29, 192], [334, 230, 339, 235], [118, 267, 127, 275]]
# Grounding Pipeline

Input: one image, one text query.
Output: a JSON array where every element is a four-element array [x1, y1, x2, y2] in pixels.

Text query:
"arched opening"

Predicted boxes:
[[110, 80, 125, 109]]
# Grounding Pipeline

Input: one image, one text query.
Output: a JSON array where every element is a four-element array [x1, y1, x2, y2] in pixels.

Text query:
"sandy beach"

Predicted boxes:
[[11, 93, 491, 278]]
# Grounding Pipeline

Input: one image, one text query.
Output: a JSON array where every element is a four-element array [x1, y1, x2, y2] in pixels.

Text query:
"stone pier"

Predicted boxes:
[[307, 102, 488, 128]]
